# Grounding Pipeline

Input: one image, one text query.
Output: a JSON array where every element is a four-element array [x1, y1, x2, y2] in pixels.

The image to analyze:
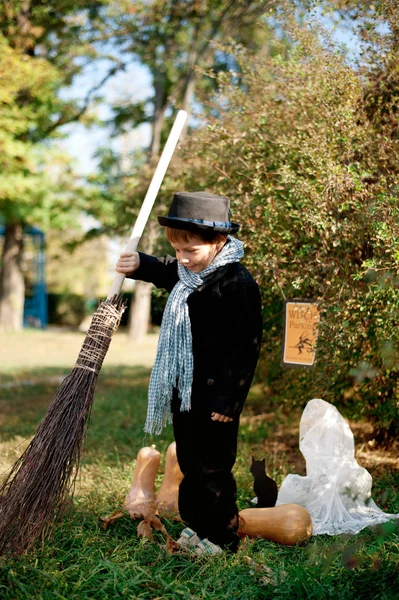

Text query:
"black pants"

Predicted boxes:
[[172, 401, 240, 552]]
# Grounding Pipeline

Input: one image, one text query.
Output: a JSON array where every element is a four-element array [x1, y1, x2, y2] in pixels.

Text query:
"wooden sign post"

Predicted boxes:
[[282, 300, 320, 367]]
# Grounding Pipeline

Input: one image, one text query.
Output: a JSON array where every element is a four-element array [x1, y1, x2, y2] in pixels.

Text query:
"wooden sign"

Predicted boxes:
[[282, 300, 320, 367]]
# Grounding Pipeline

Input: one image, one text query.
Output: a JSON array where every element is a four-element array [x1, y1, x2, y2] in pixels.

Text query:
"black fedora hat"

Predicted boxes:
[[158, 191, 240, 234]]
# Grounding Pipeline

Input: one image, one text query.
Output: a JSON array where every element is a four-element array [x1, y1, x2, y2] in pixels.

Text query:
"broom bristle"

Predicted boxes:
[[0, 298, 125, 556]]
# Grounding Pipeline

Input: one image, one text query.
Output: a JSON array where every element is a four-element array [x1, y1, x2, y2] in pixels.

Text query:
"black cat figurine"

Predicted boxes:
[[250, 456, 278, 508]]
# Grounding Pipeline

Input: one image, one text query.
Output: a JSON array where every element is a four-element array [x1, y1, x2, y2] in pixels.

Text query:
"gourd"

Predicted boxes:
[[124, 445, 161, 519], [156, 442, 183, 517], [238, 504, 312, 546]]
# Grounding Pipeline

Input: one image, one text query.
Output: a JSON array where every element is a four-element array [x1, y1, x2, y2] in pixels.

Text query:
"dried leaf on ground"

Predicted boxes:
[[243, 555, 287, 587], [137, 519, 154, 540], [100, 510, 125, 530], [165, 534, 181, 554]]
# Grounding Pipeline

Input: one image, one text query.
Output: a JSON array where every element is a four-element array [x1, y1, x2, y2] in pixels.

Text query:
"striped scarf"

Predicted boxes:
[[144, 235, 244, 434]]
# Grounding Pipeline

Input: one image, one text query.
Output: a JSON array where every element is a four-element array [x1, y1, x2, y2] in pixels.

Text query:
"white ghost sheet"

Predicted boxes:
[[276, 398, 399, 535]]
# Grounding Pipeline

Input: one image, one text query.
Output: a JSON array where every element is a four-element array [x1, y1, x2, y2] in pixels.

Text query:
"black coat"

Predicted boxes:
[[128, 253, 263, 419]]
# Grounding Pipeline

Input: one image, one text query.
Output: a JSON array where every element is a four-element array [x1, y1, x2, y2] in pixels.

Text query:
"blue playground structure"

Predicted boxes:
[[0, 225, 48, 329]]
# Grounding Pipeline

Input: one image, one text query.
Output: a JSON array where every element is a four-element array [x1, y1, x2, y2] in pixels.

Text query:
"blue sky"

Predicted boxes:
[[58, 12, 362, 177], [58, 60, 152, 175]]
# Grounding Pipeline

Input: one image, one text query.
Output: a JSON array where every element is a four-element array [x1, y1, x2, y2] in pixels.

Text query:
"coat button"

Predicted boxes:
[[207, 378, 214, 386]]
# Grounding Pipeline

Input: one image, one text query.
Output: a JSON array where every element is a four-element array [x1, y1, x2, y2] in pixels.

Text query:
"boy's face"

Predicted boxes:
[[170, 234, 225, 273]]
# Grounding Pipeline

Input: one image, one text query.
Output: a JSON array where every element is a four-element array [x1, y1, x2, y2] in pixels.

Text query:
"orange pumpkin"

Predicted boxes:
[[156, 442, 183, 517], [238, 504, 312, 545], [124, 445, 161, 519]]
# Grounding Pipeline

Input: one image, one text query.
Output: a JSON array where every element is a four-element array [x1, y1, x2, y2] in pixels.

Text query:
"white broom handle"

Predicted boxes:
[[107, 109, 187, 299]]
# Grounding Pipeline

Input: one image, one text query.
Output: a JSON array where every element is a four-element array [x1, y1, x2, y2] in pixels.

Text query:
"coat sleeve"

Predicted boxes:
[[210, 281, 262, 419], [126, 252, 178, 292]]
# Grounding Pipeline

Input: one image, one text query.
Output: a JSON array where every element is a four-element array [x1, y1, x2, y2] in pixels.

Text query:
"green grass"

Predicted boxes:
[[0, 331, 398, 599]]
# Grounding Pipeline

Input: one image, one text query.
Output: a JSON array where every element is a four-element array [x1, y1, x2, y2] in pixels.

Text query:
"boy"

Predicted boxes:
[[116, 191, 262, 553]]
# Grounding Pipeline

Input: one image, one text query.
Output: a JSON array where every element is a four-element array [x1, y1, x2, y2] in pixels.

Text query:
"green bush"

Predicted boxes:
[[47, 292, 86, 327], [179, 19, 399, 435]]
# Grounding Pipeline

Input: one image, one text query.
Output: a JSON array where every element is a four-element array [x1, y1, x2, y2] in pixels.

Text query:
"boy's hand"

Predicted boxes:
[[211, 412, 233, 422], [116, 252, 140, 275]]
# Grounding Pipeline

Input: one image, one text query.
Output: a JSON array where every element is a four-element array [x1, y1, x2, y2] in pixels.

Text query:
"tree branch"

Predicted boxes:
[[42, 61, 126, 137]]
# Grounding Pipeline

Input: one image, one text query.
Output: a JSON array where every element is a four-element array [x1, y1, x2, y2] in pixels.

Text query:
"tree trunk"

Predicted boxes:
[[128, 280, 153, 343], [181, 70, 197, 135], [127, 60, 197, 342], [127, 71, 168, 342], [0, 222, 25, 332], [128, 220, 158, 342], [151, 73, 167, 158]]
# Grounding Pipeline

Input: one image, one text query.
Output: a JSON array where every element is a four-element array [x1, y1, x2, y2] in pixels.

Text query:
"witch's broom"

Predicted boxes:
[[0, 110, 187, 556]]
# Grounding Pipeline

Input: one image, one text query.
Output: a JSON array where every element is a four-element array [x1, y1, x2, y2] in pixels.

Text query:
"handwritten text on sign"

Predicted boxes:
[[283, 301, 320, 367]]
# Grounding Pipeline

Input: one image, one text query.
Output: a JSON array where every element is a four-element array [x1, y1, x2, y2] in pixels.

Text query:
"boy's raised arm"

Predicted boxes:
[[120, 252, 179, 293]]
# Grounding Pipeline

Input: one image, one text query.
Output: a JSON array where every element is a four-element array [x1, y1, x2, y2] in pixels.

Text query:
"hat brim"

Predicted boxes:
[[158, 215, 239, 234]]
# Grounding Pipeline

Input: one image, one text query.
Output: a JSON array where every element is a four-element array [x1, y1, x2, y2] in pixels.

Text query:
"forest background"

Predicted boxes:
[[0, 0, 399, 441]]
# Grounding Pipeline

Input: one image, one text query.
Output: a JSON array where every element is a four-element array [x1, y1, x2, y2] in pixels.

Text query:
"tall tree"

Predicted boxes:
[[0, 1, 121, 331], [0, 33, 60, 331], [96, 0, 275, 341]]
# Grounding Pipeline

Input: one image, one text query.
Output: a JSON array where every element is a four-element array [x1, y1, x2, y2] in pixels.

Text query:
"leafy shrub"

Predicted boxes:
[[179, 19, 399, 435], [47, 293, 86, 327]]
